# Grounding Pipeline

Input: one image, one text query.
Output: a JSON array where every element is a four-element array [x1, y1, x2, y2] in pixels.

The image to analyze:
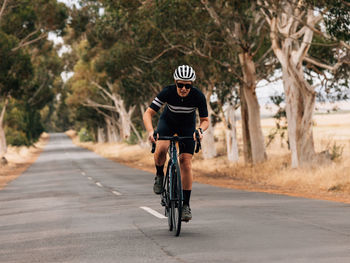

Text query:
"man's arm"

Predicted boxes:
[[143, 107, 157, 143]]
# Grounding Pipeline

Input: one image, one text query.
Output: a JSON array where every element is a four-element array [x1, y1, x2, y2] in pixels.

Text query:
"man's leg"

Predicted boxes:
[[179, 153, 193, 221], [153, 140, 169, 194], [179, 153, 193, 191]]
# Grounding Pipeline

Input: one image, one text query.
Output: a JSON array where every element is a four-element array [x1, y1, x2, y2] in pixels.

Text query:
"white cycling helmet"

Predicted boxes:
[[173, 65, 196, 82]]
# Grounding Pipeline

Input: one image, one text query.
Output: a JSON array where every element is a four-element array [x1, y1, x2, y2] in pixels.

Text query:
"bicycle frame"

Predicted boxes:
[[167, 139, 182, 202]]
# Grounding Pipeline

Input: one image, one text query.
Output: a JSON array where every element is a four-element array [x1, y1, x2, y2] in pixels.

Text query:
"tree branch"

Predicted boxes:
[[91, 81, 114, 102], [340, 41, 350, 50], [295, 10, 315, 64], [0, 96, 9, 126], [192, 46, 245, 84], [200, 0, 240, 46], [304, 56, 344, 73], [28, 78, 48, 105], [269, 17, 284, 62], [257, 0, 272, 25], [138, 45, 186, 64], [11, 32, 48, 52], [93, 104, 115, 121], [256, 46, 273, 64], [0, 0, 8, 24], [83, 99, 117, 112]]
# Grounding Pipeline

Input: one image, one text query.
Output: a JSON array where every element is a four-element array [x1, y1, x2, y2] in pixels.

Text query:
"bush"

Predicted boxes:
[[5, 128, 30, 146], [78, 128, 94, 142], [126, 131, 139, 145], [329, 142, 344, 161]]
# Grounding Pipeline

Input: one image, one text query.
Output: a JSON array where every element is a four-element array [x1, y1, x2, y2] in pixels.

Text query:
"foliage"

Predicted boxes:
[[0, 0, 68, 148], [78, 127, 95, 142], [328, 142, 344, 161], [0, 31, 33, 98], [306, 0, 350, 42], [266, 94, 288, 148], [5, 100, 44, 146]]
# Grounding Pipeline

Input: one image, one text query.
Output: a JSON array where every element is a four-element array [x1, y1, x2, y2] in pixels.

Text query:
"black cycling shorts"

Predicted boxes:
[[155, 118, 195, 155]]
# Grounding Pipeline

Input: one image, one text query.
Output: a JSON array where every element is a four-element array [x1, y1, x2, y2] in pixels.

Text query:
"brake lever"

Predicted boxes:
[[151, 133, 157, 153], [195, 130, 201, 153]]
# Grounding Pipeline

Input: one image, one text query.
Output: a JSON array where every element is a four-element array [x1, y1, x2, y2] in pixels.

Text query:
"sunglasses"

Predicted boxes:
[[176, 82, 192, 90]]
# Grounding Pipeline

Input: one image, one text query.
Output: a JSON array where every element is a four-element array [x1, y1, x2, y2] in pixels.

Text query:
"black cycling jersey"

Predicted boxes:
[[149, 84, 208, 155], [149, 84, 208, 127]]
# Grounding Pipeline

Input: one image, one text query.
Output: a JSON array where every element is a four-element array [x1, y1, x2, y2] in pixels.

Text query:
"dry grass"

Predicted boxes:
[[66, 113, 350, 203], [0, 133, 49, 190]]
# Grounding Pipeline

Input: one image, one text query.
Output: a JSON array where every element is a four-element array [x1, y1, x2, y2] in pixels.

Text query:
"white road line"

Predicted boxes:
[[88, 177, 93, 181], [140, 206, 166, 219], [81, 172, 86, 176], [96, 182, 103, 188], [112, 190, 122, 196]]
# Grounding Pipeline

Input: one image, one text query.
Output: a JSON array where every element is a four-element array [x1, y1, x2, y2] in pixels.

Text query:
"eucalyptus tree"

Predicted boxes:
[[0, 32, 32, 156], [190, 0, 277, 164], [258, 0, 350, 167], [65, 0, 149, 143], [0, 0, 67, 156]]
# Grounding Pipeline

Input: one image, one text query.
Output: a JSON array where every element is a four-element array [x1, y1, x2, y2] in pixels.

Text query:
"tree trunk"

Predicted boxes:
[[225, 103, 239, 162], [118, 107, 132, 140], [97, 127, 106, 143], [105, 116, 119, 142], [240, 85, 252, 163], [282, 64, 316, 167], [0, 97, 9, 158], [111, 92, 138, 141], [201, 90, 217, 159], [239, 52, 267, 164], [264, 7, 318, 167]]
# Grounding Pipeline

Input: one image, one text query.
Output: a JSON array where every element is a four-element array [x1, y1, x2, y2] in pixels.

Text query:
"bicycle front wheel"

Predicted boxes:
[[171, 163, 182, 236]]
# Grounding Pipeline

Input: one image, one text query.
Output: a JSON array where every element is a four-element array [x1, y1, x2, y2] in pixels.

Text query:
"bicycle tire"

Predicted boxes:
[[163, 161, 173, 231], [171, 162, 182, 236]]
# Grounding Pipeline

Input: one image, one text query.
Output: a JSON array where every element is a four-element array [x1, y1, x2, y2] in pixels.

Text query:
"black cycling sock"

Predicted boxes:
[[183, 190, 191, 206], [156, 165, 164, 176]]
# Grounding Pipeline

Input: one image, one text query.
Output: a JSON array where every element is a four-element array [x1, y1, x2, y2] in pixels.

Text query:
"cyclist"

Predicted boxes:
[[143, 65, 209, 222]]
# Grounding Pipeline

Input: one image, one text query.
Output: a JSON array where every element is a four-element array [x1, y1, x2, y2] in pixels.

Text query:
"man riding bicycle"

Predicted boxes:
[[143, 65, 209, 222]]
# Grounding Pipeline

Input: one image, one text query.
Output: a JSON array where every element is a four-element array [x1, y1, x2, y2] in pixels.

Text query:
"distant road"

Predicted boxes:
[[0, 133, 350, 263]]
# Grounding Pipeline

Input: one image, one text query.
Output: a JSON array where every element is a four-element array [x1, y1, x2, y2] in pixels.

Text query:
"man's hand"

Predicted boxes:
[[193, 128, 203, 141], [148, 130, 157, 143]]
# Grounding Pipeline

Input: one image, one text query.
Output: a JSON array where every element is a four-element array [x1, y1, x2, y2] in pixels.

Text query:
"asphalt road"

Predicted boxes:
[[0, 133, 350, 263]]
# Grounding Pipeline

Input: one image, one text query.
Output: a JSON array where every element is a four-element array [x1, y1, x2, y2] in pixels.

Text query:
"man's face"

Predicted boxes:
[[176, 81, 192, 98]]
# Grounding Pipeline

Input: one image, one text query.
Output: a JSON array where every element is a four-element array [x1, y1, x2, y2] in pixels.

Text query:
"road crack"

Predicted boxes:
[[132, 222, 188, 263]]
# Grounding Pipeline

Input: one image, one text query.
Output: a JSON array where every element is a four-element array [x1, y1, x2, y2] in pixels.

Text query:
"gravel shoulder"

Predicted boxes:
[[0, 133, 49, 190]]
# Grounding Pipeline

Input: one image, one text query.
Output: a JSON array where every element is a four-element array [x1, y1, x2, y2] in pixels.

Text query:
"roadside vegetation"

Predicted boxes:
[[67, 112, 350, 203]]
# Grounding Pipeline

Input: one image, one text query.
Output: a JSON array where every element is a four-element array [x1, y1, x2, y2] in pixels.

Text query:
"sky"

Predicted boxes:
[[57, 0, 80, 8]]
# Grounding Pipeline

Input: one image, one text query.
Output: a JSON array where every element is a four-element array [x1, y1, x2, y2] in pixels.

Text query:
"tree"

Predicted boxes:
[[0, 0, 68, 157], [258, 0, 349, 167], [192, 0, 274, 164], [0, 31, 32, 156]]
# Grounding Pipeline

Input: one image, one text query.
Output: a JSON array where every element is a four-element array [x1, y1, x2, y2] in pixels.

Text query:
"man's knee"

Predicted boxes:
[[179, 154, 192, 170], [155, 142, 168, 155], [154, 141, 169, 164]]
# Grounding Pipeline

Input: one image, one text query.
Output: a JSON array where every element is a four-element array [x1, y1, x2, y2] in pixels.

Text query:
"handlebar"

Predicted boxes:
[[151, 133, 201, 154]]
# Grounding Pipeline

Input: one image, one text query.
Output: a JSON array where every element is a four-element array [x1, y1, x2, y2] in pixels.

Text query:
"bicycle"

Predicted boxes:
[[151, 133, 201, 236]]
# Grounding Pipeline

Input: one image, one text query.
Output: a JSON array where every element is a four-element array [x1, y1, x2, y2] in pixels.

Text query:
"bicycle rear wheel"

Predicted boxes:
[[171, 163, 182, 236]]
